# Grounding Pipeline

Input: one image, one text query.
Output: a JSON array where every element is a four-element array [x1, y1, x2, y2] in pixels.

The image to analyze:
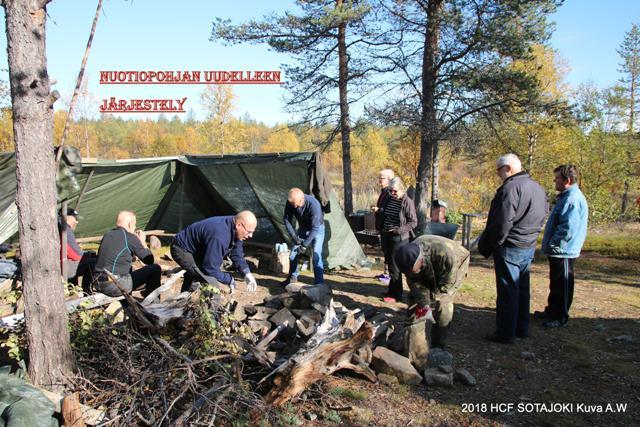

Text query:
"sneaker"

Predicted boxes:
[[485, 332, 515, 344], [543, 319, 567, 329], [382, 296, 397, 303], [280, 276, 298, 286]]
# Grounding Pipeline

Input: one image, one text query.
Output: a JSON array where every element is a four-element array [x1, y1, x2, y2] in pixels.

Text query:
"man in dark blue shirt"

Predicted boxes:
[[171, 211, 258, 293], [282, 188, 325, 286]]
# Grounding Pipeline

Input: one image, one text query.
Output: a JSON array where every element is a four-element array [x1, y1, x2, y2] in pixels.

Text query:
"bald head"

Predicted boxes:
[[234, 210, 257, 241], [288, 187, 305, 208], [116, 211, 137, 233]]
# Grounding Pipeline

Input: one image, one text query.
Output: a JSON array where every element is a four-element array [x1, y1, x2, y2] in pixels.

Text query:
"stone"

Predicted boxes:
[[438, 365, 453, 374], [148, 235, 162, 251], [301, 285, 332, 305], [609, 335, 634, 343], [304, 412, 318, 421], [270, 307, 297, 328], [232, 303, 247, 322], [296, 316, 316, 337], [263, 294, 286, 310], [249, 306, 278, 321], [247, 319, 272, 333], [377, 373, 399, 386], [520, 351, 536, 361], [454, 368, 477, 386], [290, 309, 323, 323], [386, 330, 405, 354], [245, 256, 260, 272], [423, 368, 453, 387], [312, 303, 328, 314], [244, 305, 258, 316], [371, 346, 423, 385], [427, 348, 454, 368], [282, 293, 313, 310], [285, 282, 308, 293]]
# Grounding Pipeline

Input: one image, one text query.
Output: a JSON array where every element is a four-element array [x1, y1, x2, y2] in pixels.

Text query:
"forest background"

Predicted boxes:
[[1, 17, 639, 226]]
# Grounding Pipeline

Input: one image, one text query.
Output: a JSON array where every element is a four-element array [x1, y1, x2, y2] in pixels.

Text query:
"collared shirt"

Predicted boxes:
[[173, 216, 249, 284]]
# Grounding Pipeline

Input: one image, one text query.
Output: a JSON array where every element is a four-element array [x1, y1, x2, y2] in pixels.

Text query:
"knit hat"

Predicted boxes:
[[394, 242, 421, 272]]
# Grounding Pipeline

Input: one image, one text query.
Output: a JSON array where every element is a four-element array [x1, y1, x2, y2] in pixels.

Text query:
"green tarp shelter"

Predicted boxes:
[[0, 151, 366, 270]]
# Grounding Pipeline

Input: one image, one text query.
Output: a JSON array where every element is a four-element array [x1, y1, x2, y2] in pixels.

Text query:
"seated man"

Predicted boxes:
[[394, 235, 470, 367], [60, 208, 96, 294], [170, 211, 258, 293], [92, 211, 161, 298], [282, 188, 325, 286]]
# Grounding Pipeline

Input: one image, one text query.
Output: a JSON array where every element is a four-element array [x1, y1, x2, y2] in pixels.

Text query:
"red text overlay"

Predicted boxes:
[[99, 97, 187, 113], [100, 70, 282, 84]]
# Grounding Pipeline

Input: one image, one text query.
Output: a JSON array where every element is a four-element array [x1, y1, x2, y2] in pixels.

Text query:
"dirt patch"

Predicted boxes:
[[231, 247, 639, 426]]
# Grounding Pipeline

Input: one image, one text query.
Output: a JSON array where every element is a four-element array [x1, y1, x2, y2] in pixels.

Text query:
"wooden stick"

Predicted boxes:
[[141, 269, 185, 305], [103, 271, 155, 330]]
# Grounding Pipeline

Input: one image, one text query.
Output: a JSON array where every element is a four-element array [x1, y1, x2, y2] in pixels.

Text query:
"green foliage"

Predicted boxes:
[[329, 386, 368, 401], [583, 234, 640, 260], [277, 402, 302, 426], [0, 320, 26, 362], [324, 409, 341, 424]]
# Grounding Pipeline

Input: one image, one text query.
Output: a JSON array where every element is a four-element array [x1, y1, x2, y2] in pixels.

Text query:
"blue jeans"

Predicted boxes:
[[493, 245, 535, 340], [289, 225, 325, 284]]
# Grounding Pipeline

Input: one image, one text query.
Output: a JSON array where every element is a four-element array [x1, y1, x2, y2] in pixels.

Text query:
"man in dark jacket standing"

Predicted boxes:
[[282, 188, 325, 286], [479, 154, 548, 344], [171, 211, 258, 293]]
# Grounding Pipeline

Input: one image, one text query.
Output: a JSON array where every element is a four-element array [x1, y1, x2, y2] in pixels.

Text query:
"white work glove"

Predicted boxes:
[[244, 272, 258, 292], [229, 277, 237, 294]]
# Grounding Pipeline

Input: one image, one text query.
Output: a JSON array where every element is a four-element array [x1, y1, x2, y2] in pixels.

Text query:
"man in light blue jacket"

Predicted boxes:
[[539, 164, 588, 328]]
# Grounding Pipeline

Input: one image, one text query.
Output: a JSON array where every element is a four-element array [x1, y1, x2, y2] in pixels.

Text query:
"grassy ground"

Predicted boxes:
[[242, 225, 639, 426]]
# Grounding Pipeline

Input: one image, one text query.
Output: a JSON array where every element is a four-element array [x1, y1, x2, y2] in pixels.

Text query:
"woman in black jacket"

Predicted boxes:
[[380, 177, 417, 302]]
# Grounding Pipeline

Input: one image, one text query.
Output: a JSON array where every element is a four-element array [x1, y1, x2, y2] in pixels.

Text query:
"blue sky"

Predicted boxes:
[[0, 0, 639, 125]]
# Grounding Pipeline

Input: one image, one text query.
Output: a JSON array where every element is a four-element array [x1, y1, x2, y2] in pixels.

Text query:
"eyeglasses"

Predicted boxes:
[[239, 222, 255, 236], [379, 176, 389, 180], [390, 189, 399, 194], [496, 165, 507, 172]]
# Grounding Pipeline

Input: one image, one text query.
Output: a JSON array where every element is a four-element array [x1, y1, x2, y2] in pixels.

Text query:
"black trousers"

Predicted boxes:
[[381, 232, 407, 300], [170, 242, 218, 292], [94, 264, 161, 298], [545, 257, 575, 322]]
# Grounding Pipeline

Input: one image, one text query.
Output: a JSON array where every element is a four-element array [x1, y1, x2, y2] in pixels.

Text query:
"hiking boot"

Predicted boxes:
[[543, 318, 567, 329], [280, 276, 298, 286], [533, 310, 548, 320], [485, 332, 514, 344]]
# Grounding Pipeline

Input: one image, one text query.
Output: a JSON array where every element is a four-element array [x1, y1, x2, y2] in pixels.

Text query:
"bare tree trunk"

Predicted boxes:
[[415, 0, 443, 228], [3, 0, 76, 387], [431, 139, 439, 201], [55, 0, 102, 163], [337, 0, 353, 214]]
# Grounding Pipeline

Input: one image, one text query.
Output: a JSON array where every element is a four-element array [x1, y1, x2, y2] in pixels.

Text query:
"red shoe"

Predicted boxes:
[[383, 296, 397, 303]]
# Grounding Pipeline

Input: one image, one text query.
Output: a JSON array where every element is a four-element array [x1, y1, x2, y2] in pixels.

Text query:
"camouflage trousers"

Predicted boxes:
[[407, 254, 470, 328]]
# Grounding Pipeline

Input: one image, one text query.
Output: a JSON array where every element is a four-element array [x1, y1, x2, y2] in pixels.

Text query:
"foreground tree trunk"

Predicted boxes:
[[415, 0, 443, 228], [337, 0, 353, 215], [3, 0, 76, 387]]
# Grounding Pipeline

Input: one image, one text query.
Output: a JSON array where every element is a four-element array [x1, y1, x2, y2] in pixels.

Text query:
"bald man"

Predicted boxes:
[[171, 211, 258, 293], [282, 188, 325, 286], [93, 211, 161, 298]]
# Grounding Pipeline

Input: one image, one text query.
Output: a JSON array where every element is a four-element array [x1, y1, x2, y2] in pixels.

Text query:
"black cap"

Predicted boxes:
[[394, 243, 421, 272], [66, 208, 79, 219]]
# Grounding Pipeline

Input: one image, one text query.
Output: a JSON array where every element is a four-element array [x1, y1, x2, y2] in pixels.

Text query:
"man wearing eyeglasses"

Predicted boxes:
[[170, 211, 258, 293], [282, 187, 325, 286], [478, 154, 548, 344]]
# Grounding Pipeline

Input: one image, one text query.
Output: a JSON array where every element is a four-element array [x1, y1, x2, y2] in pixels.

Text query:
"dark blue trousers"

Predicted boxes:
[[493, 246, 535, 340]]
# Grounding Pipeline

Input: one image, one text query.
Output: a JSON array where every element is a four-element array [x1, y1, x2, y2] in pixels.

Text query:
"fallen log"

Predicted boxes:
[[264, 300, 377, 406]]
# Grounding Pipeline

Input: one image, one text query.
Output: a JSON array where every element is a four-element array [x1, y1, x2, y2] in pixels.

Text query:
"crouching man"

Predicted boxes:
[[170, 211, 258, 293], [394, 235, 469, 367], [93, 211, 161, 298]]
